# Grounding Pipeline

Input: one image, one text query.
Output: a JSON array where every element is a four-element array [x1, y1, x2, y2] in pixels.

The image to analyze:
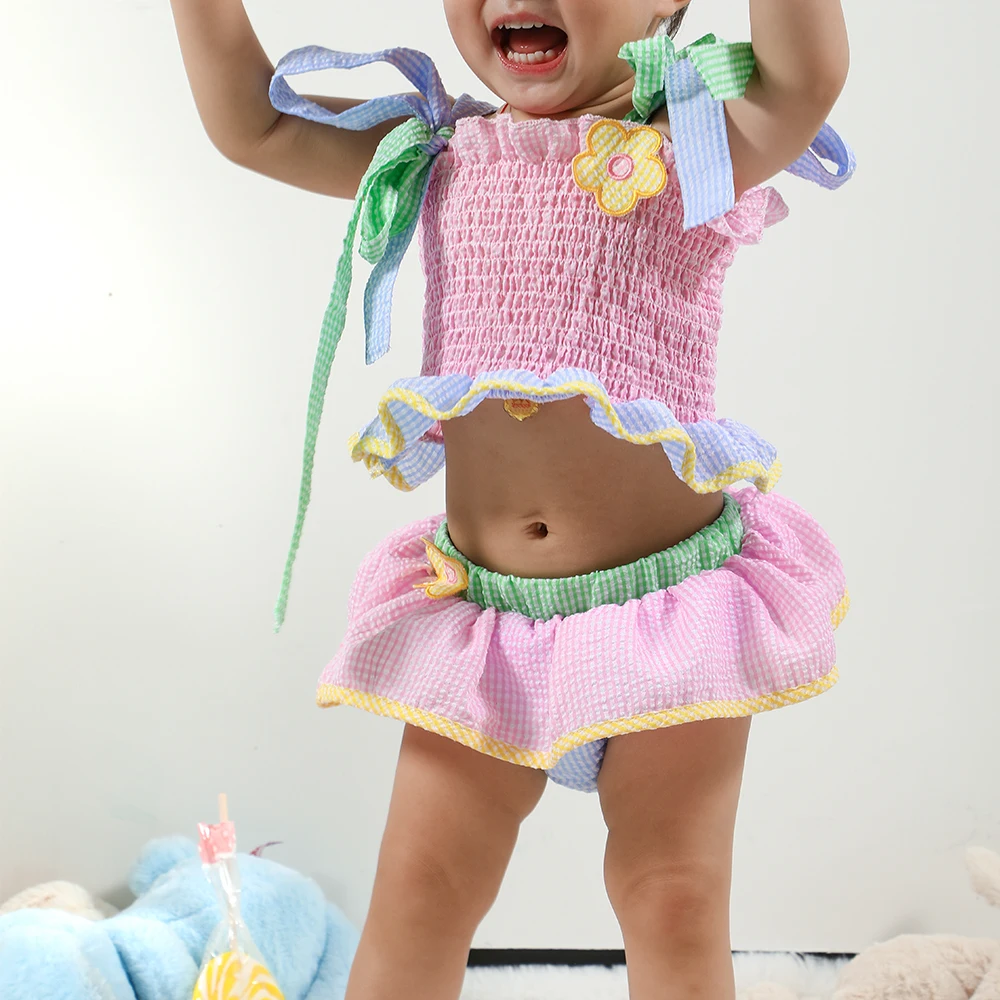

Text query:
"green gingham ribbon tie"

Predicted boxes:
[[267, 47, 494, 628], [622, 33, 755, 120], [620, 33, 855, 228]]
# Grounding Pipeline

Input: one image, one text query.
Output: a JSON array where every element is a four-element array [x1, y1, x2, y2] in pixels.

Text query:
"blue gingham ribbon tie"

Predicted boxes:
[[269, 46, 493, 363]]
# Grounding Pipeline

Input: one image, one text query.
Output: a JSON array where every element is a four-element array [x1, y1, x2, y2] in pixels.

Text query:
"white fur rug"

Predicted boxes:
[[461, 953, 850, 1000]]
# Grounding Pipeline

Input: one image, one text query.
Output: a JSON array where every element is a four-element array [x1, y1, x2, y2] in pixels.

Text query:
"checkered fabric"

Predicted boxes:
[[268, 47, 494, 628], [434, 493, 743, 619], [350, 368, 782, 495], [318, 487, 850, 793], [269, 39, 855, 628], [621, 33, 855, 228]]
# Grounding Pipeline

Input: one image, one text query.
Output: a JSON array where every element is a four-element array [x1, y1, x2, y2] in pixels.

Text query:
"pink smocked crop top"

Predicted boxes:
[[418, 112, 788, 419], [348, 107, 800, 496]]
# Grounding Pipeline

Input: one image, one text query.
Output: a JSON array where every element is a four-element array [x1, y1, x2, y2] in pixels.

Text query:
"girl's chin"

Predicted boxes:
[[489, 75, 581, 119]]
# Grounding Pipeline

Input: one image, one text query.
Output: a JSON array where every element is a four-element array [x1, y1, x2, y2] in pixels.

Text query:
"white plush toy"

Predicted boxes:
[[830, 847, 1000, 1000], [0, 881, 116, 920], [739, 847, 1000, 1000]]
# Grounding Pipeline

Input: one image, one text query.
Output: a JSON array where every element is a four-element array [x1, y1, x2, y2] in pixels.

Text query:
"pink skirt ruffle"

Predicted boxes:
[[318, 487, 849, 770]]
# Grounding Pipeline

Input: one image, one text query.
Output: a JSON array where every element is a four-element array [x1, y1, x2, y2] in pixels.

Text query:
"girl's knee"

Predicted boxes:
[[605, 855, 731, 938], [374, 842, 504, 929]]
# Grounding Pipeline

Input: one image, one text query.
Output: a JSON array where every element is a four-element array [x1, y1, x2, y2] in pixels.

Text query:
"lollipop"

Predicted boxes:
[[192, 795, 285, 1000], [193, 952, 283, 1000]]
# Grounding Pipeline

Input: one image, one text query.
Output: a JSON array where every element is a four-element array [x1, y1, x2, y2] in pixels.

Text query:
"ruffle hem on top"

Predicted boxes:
[[349, 367, 783, 493]]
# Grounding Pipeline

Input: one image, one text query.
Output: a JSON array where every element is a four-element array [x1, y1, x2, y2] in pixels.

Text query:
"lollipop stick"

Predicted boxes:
[[219, 793, 229, 823]]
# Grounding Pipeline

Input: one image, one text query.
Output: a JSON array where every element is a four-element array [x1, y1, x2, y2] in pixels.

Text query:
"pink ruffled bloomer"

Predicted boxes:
[[317, 487, 849, 780]]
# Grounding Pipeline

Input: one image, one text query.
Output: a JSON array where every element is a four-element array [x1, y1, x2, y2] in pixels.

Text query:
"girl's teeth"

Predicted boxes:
[[505, 48, 558, 64]]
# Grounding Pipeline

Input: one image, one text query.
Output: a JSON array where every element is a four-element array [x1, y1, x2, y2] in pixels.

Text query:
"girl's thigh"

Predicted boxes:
[[598, 717, 752, 886], [372, 725, 548, 908]]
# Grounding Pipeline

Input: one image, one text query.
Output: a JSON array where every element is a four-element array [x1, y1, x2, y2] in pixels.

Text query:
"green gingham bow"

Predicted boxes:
[[271, 120, 449, 618], [267, 46, 493, 628], [621, 33, 756, 122], [324, 115, 453, 363], [619, 33, 756, 227]]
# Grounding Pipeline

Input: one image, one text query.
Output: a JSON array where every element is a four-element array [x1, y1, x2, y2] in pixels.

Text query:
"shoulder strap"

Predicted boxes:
[[621, 34, 754, 122], [269, 46, 493, 629], [618, 33, 856, 229]]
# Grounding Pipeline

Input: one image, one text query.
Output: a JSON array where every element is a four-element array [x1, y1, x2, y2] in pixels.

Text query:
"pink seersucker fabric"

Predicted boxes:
[[318, 488, 848, 769], [417, 113, 789, 422]]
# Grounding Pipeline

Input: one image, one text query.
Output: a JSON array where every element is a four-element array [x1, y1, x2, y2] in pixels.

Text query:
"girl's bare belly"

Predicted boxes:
[[442, 398, 725, 578]]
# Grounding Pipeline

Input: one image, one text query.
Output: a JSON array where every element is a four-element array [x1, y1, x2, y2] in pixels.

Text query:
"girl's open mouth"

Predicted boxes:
[[491, 20, 569, 73]]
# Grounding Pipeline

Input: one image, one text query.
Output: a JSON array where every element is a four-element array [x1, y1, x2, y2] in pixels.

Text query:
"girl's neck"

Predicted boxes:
[[500, 79, 636, 123]]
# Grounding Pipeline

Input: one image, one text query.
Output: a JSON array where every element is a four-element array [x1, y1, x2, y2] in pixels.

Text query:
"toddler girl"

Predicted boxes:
[[169, 1, 854, 997]]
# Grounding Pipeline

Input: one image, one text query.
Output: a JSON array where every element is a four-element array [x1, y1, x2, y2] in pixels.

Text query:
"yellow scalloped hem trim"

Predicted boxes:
[[347, 377, 783, 496], [317, 666, 840, 769], [317, 590, 850, 768]]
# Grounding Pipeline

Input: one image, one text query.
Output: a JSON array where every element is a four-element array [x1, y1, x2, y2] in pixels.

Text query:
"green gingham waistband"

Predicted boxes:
[[434, 492, 744, 621]]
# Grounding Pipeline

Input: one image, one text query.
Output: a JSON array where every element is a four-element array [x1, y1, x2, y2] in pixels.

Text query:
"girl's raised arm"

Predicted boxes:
[[727, 0, 850, 197], [169, 0, 402, 198]]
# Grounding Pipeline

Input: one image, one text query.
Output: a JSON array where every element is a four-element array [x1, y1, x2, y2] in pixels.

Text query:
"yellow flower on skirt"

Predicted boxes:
[[414, 538, 469, 599], [572, 119, 668, 217]]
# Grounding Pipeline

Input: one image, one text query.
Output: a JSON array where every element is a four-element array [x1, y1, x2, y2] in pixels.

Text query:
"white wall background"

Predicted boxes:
[[2, 0, 997, 952]]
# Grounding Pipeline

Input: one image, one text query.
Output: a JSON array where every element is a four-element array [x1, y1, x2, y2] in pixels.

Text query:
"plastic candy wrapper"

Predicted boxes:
[[193, 795, 285, 1000]]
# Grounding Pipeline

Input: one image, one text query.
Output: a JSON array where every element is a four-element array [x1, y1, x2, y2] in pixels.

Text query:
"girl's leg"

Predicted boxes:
[[598, 717, 752, 1000], [345, 724, 547, 1000]]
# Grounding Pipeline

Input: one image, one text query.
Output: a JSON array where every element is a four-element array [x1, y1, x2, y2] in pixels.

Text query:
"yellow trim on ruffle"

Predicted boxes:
[[317, 591, 850, 769], [831, 588, 851, 628], [318, 666, 840, 769], [347, 377, 783, 495]]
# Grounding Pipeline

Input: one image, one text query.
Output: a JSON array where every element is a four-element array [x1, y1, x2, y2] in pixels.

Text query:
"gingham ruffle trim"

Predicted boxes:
[[318, 647, 845, 771], [348, 368, 782, 494]]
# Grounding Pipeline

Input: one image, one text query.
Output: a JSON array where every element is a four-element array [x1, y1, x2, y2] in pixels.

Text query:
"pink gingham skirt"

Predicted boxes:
[[317, 487, 849, 773]]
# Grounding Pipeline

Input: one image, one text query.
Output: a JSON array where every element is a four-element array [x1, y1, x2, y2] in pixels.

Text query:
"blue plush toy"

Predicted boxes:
[[0, 837, 359, 1000]]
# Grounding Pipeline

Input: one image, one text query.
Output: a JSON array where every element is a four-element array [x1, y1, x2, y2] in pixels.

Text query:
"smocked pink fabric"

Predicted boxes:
[[418, 114, 789, 421], [318, 487, 847, 765]]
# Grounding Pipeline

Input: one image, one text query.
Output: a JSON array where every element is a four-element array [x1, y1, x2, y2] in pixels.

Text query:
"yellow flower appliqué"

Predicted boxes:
[[572, 119, 668, 217], [414, 538, 469, 599], [503, 398, 540, 422]]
